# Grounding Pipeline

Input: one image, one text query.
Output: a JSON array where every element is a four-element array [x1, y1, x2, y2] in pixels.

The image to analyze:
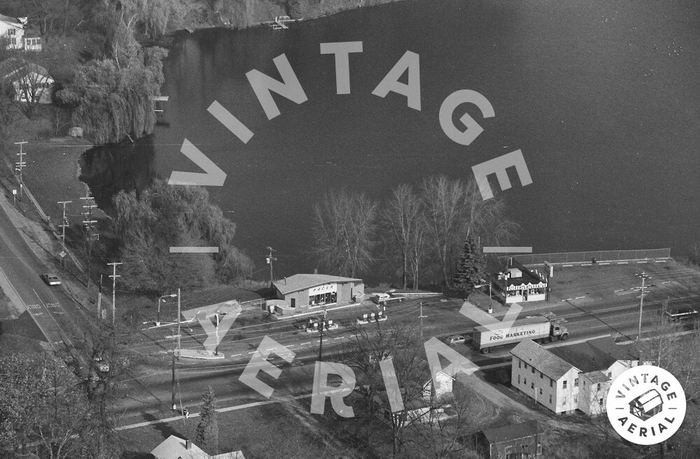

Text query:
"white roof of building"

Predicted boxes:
[[151, 435, 245, 459], [0, 13, 22, 26], [273, 273, 362, 295], [511, 339, 580, 380]]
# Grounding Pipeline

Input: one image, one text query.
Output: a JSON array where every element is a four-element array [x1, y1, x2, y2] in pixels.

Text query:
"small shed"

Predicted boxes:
[[478, 421, 544, 459]]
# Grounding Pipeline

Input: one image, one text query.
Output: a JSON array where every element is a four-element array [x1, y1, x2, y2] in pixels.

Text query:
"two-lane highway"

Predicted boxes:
[[0, 198, 89, 353]]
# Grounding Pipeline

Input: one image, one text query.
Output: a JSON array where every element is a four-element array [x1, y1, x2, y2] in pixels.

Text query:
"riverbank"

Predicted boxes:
[[0, 109, 95, 225], [176, 0, 405, 32]]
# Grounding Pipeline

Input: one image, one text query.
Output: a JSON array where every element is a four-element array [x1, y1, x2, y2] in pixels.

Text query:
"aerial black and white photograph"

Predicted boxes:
[[0, 0, 698, 457]]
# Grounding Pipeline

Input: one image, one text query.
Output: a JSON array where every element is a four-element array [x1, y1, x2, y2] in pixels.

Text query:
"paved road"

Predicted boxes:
[[113, 296, 699, 426], [0, 198, 89, 354]]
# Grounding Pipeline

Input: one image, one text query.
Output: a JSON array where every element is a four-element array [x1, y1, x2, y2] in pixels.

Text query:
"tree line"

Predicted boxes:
[[311, 175, 519, 290]]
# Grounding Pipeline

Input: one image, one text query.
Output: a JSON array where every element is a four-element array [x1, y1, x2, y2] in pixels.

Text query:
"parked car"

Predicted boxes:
[[40, 273, 61, 286], [447, 335, 466, 345]]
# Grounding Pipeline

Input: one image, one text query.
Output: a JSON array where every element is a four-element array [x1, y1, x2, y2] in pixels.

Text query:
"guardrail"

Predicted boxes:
[[508, 248, 671, 266]]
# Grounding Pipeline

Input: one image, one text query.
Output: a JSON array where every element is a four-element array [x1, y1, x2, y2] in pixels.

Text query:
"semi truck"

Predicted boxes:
[[472, 314, 568, 353]]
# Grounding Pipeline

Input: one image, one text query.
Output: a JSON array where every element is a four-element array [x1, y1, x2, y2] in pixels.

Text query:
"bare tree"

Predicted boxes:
[[0, 58, 53, 118], [383, 183, 426, 289], [421, 175, 518, 288], [0, 353, 89, 458], [312, 189, 378, 277], [636, 314, 700, 456], [340, 320, 437, 457], [421, 176, 468, 287]]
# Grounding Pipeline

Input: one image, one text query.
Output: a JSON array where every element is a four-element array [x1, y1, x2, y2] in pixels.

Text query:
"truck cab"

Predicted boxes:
[[550, 322, 569, 341]]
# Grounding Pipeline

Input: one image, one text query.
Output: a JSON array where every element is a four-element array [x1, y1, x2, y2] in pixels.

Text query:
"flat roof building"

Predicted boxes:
[[272, 274, 364, 316]]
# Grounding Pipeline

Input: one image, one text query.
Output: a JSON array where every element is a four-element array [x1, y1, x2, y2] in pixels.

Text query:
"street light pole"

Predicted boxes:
[[266, 246, 277, 287], [157, 293, 177, 326], [636, 272, 651, 342]]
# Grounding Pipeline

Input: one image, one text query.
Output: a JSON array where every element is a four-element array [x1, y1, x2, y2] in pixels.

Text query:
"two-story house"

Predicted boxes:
[[1, 14, 41, 51], [510, 337, 639, 416], [549, 337, 639, 416], [0, 14, 24, 49], [510, 338, 581, 414]]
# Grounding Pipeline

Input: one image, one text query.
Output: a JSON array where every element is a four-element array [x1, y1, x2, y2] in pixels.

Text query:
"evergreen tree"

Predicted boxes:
[[453, 234, 485, 297], [194, 386, 218, 453]]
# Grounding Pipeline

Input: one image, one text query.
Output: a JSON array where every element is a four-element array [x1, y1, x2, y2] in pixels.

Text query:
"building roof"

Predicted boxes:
[[0, 13, 21, 26], [582, 370, 610, 384], [0, 57, 51, 82], [273, 273, 362, 295], [151, 435, 209, 459], [151, 435, 245, 459], [482, 421, 542, 444], [511, 339, 579, 380], [549, 336, 637, 373]]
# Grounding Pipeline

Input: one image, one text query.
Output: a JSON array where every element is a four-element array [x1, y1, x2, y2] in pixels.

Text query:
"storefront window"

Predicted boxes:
[[309, 290, 337, 306]]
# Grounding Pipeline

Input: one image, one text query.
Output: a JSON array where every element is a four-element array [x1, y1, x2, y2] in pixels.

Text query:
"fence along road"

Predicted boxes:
[[509, 248, 671, 266]]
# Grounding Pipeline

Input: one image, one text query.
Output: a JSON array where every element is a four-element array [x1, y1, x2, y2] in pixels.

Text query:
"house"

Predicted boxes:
[[549, 337, 638, 416], [477, 421, 544, 459], [272, 273, 364, 316], [373, 367, 454, 425], [0, 57, 53, 104], [493, 265, 547, 304], [150, 435, 245, 459], [510, 338, 639, 415], [0, 14, 24, 49], [0, 14, 41, 51], [510, 339, 580, 414]]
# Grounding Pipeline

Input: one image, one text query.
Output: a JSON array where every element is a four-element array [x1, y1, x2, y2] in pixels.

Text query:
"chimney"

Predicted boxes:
[[185, 439, 192, 450]]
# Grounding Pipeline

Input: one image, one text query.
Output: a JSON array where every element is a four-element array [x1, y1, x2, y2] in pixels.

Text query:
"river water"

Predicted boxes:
[[81, 0, 700, 280]]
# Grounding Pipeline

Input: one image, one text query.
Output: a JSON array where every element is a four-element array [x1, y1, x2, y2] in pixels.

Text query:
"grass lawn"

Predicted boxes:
[[119, 398, 359, 458]]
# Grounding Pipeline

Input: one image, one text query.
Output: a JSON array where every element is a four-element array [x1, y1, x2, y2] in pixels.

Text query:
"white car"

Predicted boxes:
[[40, 273, 61, 286], [447, 335, 466, 345]]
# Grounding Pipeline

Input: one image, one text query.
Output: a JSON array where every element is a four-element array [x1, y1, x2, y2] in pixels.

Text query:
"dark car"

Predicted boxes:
[[40, 273, 61, 286]]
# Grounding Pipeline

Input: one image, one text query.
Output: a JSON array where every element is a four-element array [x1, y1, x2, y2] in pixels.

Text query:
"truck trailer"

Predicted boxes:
[[472, 315, 568, 353]]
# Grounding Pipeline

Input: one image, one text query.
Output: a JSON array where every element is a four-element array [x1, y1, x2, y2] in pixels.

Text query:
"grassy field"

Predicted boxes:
[[119, 397, 359, 458]]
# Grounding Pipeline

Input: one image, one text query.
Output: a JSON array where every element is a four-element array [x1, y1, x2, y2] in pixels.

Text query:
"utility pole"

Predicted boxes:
[[636, 272, 651, 342], [81, 192, 98, 288], [97, 274, 103, 320], [171, 350, 176, 410], [57, 200, 71, 244], [176, 287, 182, 356], [419, 301, 427, 341], [107, 262, 122, 325], [266, 246, 277, 286], [14, 141, 27, 198], [318, 307, 327, 361], [171, 289, 181, 410]]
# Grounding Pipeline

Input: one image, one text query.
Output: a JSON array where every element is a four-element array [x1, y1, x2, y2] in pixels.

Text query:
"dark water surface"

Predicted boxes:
[[82, 0, 700, 278]]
